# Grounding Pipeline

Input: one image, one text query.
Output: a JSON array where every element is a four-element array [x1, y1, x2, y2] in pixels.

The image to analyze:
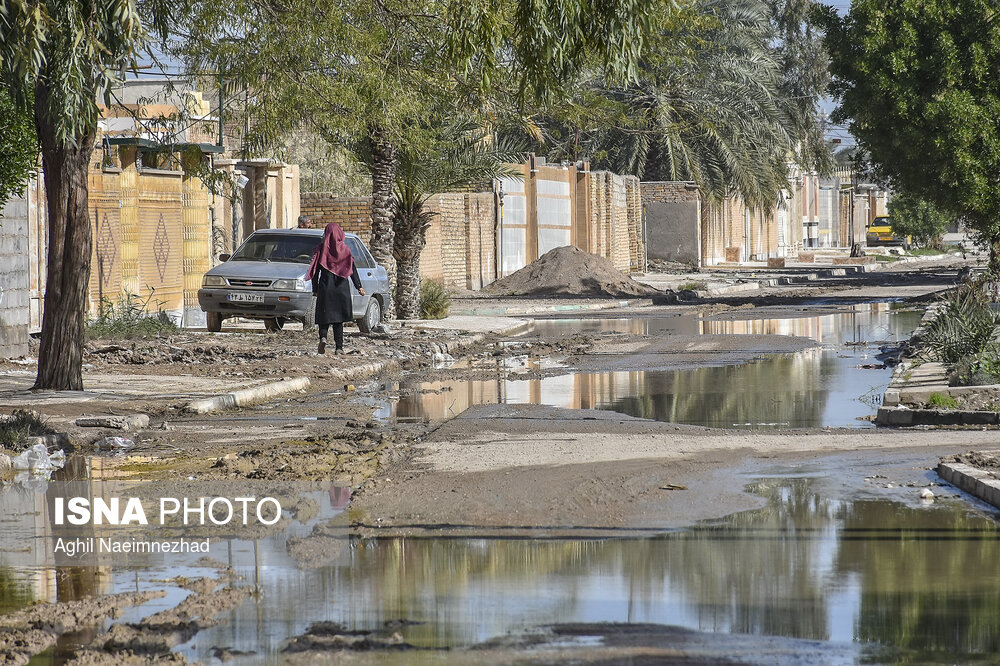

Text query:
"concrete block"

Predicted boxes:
[[882, 388, 900, 406], [75, 414, 150, 431]]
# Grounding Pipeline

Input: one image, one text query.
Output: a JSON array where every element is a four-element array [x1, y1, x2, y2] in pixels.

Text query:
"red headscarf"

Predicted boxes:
[[306, 223, 355, 280]]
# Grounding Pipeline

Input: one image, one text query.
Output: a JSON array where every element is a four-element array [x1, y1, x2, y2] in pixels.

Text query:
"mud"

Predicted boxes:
[[0, 591, 166, 665], [70, 588, 248, 664], [485, 246, 659, 298], [351, 403, 1000, 538]]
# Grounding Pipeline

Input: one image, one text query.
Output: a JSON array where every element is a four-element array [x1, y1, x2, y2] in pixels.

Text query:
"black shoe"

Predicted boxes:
[[318, 338, 327, 354]]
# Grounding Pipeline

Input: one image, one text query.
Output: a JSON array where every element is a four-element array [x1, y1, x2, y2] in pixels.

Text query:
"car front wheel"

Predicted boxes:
[[358, 297, 381, 335], [302, 296, 317, 330], [206, 312, 223, 333]]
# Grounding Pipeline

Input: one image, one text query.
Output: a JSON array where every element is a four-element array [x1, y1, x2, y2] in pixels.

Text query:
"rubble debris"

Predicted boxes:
[[76, 414, 150, 431], [94, 436, 135, 450]]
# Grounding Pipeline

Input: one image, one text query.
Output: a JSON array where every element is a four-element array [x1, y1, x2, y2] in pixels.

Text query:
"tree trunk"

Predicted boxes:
[[990, 236, 1000, 276], [367, 127, 397, 319], [32, 83, 96, 391], [393, 206, 431, 320]]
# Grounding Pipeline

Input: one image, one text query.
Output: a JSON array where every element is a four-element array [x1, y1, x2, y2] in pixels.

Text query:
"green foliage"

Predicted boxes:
[[822, 0, 1000, 269], [949, 355, 1000, 388], [0, 86, 36, 206], [678, 281, 707, 291], [86, 293, 178, 340], [507, 0, 831, 209], [0, 0, 147, 143], [0, 410, 54, 452], [926, 392, 959, 410], [921, 287, 1000, 365], [887, 192, 954, 248], [419, 280, 451, 320]]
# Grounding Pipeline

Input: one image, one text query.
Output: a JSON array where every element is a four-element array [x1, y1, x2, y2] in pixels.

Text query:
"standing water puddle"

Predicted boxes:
[[383, 303, 921, 428], [5, 455, 1000, 663]]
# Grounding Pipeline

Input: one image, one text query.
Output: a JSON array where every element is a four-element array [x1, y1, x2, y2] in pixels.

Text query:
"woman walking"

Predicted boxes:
[[305, 223, 365, 354]]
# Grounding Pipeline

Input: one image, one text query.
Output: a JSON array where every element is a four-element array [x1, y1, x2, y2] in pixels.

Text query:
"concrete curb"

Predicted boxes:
[[330, 332, 498, 384], [184, 377, 311, 414], [938, 461, 1000, 508], [451, 300, 646, 316], [331, 360, 400, 384], [875, 406, 1000, 426]]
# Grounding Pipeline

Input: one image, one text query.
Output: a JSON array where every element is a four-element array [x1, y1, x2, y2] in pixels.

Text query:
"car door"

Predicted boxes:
[[345, 236, 376, 318]]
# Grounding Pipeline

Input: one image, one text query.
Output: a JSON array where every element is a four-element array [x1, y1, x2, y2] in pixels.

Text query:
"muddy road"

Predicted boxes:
[[6, 258, 1000, 664]]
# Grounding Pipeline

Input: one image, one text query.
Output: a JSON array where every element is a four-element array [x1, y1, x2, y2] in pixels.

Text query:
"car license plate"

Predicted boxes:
[[227, 292, 264, 303]]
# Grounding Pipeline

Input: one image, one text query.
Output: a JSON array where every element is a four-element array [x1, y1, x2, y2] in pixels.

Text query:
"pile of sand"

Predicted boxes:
[[485, 246, 658, 298]]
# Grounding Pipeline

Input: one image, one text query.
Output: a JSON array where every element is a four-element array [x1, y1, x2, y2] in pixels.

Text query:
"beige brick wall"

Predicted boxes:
[[299, 193, 372, 241], [300, 164, 650, 290], [300, 191, 499, 291]]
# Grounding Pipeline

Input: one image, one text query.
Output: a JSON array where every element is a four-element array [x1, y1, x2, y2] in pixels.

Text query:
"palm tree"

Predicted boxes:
[[388, 120, 523, 319], [513, 0, 828, 211]]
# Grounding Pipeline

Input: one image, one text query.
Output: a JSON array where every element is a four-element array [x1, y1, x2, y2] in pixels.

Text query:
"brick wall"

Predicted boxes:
[[640, 182, 700, 203], [0, 191, 30, 358], [300, 191, 498, 291], [299, 193, 372, 241], [299, 164, 650, 291]]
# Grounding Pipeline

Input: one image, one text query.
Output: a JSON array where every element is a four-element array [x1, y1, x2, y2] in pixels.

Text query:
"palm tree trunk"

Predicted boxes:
[[33, 82, 96, 390], [393, 206, 430, 320], [990, 235, 1000, 276], [367, 126, 397, 319]]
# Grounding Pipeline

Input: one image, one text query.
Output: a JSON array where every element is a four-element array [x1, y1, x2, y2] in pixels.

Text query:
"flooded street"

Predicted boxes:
[[7, 450, 1000, 664], [387, 302, 920, 428], [6, 291, 1000, 664]]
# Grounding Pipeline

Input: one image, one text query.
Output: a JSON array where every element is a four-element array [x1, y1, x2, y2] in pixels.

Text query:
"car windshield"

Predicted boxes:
[[231, 235, 321, 264]]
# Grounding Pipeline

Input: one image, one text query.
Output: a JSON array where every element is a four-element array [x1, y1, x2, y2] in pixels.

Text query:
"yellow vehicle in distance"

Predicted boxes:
[[866, 215, 911, 251]]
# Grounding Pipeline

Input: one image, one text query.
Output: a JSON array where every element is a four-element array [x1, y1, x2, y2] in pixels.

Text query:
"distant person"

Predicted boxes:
[[305, 223, 364, 355]]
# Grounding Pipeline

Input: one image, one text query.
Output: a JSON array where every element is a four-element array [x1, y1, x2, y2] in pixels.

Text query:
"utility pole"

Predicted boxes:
[[217, 70, 224, 149]]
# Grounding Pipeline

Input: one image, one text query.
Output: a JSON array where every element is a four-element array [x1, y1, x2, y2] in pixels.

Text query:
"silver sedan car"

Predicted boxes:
[[198, 228, 391, 333]]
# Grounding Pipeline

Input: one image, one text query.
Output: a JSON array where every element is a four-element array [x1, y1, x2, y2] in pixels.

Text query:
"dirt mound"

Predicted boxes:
[[485, 246, 658, 297]]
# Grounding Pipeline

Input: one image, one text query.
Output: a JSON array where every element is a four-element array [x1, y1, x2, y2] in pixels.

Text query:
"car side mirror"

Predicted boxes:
[[219, 254, 231, 262]]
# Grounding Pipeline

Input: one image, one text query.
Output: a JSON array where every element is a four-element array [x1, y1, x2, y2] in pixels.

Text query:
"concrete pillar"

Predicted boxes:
[[119, 146, 140, 296], [182, 151, 211, 327]]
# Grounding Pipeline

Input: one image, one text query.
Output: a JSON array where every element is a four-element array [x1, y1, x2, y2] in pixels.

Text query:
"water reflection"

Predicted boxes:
[[5, 471, 1000, 663], [387, 304, 921, 428], [294, 479, 1000, 663]]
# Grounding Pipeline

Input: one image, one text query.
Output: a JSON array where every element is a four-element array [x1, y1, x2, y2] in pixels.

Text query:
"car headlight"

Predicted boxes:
[[203, 275, 226, 287], [272, 278, 308, 291]]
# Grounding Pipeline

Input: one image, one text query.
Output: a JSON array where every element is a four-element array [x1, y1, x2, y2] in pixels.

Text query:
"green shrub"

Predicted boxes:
[[921, 286, 1000, 364], [950, 354, 1000, 387], [419, 279, 451, 320], [87, 293, 178, 340], [926, 392, 959, 409], [0, 410, 54, 452], [677, 281, 707, 291]]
